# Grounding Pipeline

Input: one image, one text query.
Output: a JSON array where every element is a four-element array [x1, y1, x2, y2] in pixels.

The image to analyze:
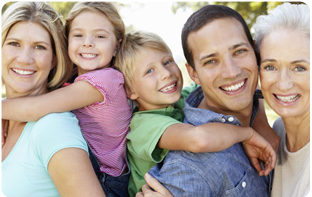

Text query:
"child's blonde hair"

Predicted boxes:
[[65, 2, 125, 66], [115, 31, 172, 91]]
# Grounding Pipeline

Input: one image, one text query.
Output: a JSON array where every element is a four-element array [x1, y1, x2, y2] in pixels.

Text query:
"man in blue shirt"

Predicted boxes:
[[147, 5, 274, 196]]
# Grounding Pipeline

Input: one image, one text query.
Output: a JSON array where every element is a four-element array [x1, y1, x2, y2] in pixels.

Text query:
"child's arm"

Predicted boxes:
[[159, 122, 276, 176], [252, 99, 280, 153], [2, 81, 103, 122]]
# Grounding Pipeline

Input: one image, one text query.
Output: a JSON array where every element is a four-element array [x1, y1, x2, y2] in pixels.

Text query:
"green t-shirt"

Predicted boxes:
[[127, 83, 198, 196]]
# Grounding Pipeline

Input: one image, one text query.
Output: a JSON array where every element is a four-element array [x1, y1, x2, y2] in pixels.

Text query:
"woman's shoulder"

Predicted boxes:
[[32, 112, 82, 138]]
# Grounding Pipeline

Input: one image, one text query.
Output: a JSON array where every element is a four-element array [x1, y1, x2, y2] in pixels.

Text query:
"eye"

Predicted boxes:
[[146, 68, 154, 74], [164, 60, 172, 66], [35, 45, 46, 50], [204, 59, 217, 65], [73, 34, 82, 38], [234, 49, 247, 55], [263, 65, 275, 71], [294, 65, 307, 72], [96, 35, 105, 38], [8, 42, 20, 47]]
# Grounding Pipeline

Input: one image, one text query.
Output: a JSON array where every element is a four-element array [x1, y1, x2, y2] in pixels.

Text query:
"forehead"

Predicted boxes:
[[187, 18, 250, 59], [8, 21, 50, 40], [260, 28, 310, 61], [134, 48, 167, 65], [71, 11, 114, 32]]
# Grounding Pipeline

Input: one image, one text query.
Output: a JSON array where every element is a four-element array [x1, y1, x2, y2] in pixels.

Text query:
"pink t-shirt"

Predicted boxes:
[[73, 68, 131, 176]]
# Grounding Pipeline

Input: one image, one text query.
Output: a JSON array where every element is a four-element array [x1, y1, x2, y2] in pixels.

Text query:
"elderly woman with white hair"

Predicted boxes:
[[254, 3, 310, 197]]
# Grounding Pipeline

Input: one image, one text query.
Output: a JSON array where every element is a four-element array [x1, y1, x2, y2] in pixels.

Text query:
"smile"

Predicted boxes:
[[220, 80, 245, 92], [80, 53, 97, 58], [159, 83, 176, 93], [275, 94, 300, 102], [12, 68, 35, 75]]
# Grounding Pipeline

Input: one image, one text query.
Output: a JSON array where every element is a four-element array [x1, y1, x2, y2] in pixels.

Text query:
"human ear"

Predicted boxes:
[[50, 56, 57, 70], [113, 39, 122, 57], [185, 63, 200, 85], [125, 85, 139, 100]]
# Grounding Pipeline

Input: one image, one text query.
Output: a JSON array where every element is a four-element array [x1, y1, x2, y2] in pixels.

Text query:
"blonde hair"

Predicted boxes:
[[2, 2, 72, 91], [115, 31, 172, 90], [65, 2, 125, 67]]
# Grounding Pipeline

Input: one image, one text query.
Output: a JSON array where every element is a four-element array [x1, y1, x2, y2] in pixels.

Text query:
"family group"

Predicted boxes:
[[2, 1, 309, 197]]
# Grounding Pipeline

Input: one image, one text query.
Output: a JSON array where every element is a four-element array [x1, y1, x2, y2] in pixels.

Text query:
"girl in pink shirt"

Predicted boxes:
[[2, 2, 131, 197]]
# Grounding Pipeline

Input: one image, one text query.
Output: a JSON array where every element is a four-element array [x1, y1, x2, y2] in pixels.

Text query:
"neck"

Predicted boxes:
[[5, 84, 48, 99], [198, 98, 252, 127], [283, 112, 310, 152]]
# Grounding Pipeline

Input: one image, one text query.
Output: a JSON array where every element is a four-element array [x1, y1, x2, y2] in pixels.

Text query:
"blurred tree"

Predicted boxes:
[[50, 2, 76, 21], [171, 1, 306, 34], [171, 2, 286, 30]]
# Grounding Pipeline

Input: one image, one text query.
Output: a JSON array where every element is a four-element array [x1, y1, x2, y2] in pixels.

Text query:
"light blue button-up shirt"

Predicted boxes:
[[149, 86, 271, 197]]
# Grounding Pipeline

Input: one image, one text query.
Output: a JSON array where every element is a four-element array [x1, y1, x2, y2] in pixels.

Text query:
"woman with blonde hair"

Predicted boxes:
[[2, 2, 105, 196]]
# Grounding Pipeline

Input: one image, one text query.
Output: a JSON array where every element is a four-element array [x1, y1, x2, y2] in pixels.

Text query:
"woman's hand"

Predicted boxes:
[[136, 173, 173, 197]]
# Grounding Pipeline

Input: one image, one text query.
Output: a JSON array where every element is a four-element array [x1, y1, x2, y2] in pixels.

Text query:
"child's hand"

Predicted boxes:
[[242, 128, 277, 176], [136, 173, 173, 197], [2, 119, 9, 147]]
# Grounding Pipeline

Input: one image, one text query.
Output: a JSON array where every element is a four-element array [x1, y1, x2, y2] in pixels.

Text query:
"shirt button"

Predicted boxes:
[[228, 116, 234, 122], [221, 118, 226, 123], [242, 181, 246, 188]]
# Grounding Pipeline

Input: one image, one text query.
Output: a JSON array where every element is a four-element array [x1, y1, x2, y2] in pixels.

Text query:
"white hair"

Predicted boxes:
[[253, 3, 310, 52]]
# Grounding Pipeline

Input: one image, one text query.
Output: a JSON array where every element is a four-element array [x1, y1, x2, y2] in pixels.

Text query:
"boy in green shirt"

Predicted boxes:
[[115, 31, 276, 197]]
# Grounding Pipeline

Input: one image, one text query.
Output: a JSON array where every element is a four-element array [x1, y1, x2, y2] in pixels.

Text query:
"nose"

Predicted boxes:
[[221, 56, 241, 79], [276, 68, 293, 91], [159, 65, 171, 80], [83, 36, 94, 48], [16, 46, 34, 65]]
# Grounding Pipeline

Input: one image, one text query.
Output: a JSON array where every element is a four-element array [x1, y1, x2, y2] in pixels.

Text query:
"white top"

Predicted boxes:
[[271, 117, 310, 197]]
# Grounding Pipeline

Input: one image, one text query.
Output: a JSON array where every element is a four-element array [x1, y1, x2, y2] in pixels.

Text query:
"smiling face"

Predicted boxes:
[[260, 29, 310, 118], [128, 48, 183, 111], [68, 11, 119, 75], [186, 18, 258, 116], [2, 21, 55, 98]]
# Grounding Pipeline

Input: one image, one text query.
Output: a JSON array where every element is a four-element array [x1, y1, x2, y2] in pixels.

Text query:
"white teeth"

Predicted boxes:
[[222, 81, 245, 91], [13, 68, 34, 75], [160, 84, 176, 92], [276, 95, 299, 102], [81, 53, 96, 58]]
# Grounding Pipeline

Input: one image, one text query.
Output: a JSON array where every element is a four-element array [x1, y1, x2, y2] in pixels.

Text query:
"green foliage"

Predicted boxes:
[[171, 2, 285, 30], [49, 2, 76, 21]]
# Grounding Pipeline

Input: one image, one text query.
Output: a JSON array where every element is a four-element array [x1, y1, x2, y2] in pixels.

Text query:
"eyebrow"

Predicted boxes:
[[261, 59, 310, 64], [199, 53, 217, 62], [70, 28, 111, 34], [6, 37, 50, 46], [261, 59, 277, 64], [231, 42, 249, 50], [199, 42, 250, 62]]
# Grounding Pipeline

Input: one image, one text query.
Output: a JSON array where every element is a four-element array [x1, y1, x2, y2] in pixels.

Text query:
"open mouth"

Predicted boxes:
[[80, 53, 97, 58], [274, 94, 300, 102], [12, 68, 35, 75], [159, 82, 177, 93], [220, 79, 246, 92]]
